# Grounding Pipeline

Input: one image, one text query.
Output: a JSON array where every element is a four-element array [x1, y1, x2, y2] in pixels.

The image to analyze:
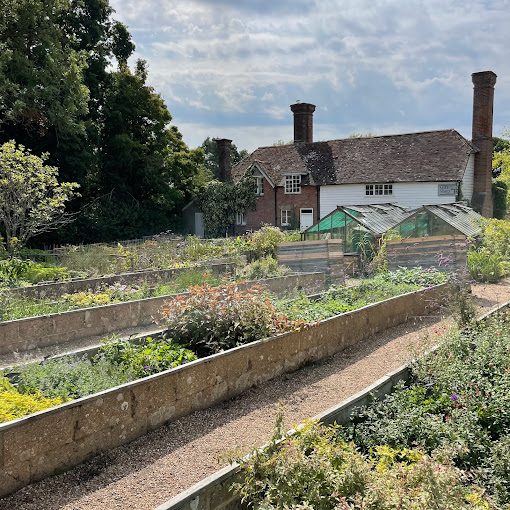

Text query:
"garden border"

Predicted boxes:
[[0, 283, 452, 498], [5, 261, 235, 300], [155, 297, 510, 510], [0, 272, 326, 356]]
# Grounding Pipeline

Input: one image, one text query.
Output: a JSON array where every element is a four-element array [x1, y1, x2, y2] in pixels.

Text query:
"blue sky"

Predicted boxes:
[[109, 0, 510, 152]]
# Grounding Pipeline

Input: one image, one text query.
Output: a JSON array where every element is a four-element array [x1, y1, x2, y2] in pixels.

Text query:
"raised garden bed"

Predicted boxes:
[[0, 282, 452, 497], [0, 272, 326, 356], [4, 262, 235, 300]]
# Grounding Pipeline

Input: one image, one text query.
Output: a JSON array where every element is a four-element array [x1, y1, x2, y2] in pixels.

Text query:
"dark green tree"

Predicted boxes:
[[200, 137, 248, 179]]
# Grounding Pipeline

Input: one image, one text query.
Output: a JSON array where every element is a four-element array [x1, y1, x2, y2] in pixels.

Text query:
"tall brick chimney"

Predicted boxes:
[[290, 102, 316, 144], [216, 138, 232, 182], [471, 71, 497, 217]]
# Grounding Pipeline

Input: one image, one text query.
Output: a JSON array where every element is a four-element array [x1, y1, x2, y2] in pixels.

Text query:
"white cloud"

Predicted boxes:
[[110, 0, 510, 151]]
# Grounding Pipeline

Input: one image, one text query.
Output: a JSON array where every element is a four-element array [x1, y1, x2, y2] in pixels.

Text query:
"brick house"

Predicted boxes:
[[224, 71, 496, 234]]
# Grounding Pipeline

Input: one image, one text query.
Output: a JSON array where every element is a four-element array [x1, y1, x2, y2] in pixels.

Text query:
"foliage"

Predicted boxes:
[[0, 376, 64, 423], [233, 417, 493, 509], [276, 277, 420, 323], [249, 224, 286, 259], [0, 257, 32, 284], [0, 0, 89, 138], [197, 177, 257, 238], [237, 257, 292, 281], [200, 137, 248, 179], [0, 269, 224, 321], [23, 263, 79, 283], [160, 282, 311, 356], [468, 247, 505, 282], [476, 217, 510, 260], [493, 128, 510, 213], [374, 266, 450, 286], [340, 315, 510, 505], [11, 336, 196, 402], [0, 141, 79, 254], [493, 180, 507, 219], [95, 337, 196, 379], [368, 229, 402, 274]]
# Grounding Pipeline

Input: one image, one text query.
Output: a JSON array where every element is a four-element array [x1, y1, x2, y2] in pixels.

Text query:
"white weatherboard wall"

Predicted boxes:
[[460, 153, 475, 202], [320, 181, 459, 218]]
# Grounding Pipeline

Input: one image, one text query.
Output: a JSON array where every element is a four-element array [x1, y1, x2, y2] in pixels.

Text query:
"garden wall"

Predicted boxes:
[[0, 283, 452, 498], [6, 262, 235, 300], [0, 272, 326, 356]]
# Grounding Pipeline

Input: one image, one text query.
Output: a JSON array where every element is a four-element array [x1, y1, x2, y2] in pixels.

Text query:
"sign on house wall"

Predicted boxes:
[[438, 183, 457, 196]]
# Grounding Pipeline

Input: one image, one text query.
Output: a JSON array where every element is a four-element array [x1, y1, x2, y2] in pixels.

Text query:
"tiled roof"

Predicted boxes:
[[231, 129, 477, 186]]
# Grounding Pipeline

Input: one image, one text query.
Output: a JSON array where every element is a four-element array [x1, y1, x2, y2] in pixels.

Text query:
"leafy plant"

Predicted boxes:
[[468, 247, 505, 282], [248, 224, 286, 259], [160, 282, 311, 355], [237, 257, 292, 281], [0, 257, 32, 283], [0, 375, 64, 423], [95, 337, 197, 378]]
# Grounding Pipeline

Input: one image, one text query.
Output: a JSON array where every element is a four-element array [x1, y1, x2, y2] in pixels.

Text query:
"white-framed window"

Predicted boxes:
[[255, 176, 264, 196], [284, 174, 301, 194], [281, 208, 292, 226], [235, 211, 246, 225], [366, 183, 393, 196]]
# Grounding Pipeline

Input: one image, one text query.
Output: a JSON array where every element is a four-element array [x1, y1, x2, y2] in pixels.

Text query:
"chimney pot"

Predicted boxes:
[[290, 103, 316, 144], [216, 138, 232, 183]]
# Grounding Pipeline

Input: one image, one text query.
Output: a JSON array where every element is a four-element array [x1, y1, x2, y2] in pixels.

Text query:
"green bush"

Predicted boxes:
[[0, 376, 64, 423], [374, 266, 450, 286], [468, 247, 505, 282], [237, 257, 292, 281], [249, 225, 286, 259], [234, 417, 493, 509], [0, 258, 32, 283], [95, 337, 197, 379]]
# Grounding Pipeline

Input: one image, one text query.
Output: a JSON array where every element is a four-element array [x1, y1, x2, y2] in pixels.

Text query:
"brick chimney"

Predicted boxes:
[[216, 138, 232, 182], [290, 102, 316, 144], [471, 71, 497, 217]]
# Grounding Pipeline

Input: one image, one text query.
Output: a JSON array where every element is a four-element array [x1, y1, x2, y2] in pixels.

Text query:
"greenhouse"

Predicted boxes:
[[302, 202, 482, 253]]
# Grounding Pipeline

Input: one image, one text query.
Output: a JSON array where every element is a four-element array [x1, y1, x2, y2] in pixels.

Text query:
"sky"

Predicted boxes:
[[109, 0, 510, 153]]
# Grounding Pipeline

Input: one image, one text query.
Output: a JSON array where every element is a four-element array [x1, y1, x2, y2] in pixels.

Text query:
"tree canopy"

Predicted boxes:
[[0, 0, 208, 245]]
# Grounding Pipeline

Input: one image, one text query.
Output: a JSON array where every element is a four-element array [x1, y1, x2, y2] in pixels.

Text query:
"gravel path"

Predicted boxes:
[[1, 280, 509, 510]]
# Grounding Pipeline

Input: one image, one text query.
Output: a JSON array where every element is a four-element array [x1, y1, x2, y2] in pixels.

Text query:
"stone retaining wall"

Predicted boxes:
[[0, 283, 451, 497], [6, 262, 235, 300], [0, 273, 326, 356]]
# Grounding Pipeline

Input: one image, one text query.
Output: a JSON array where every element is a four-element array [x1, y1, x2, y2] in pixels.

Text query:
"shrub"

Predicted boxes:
[[237, 257, 292, 281], [468, 247, 505, 282], [233, 416, 494, 509], [0, 257, 32, 284], [95, 337, 197, 378], [13, 356, 132, 401], [0, 376, 64, 423], [248, 225, 286, 259], [160, 282, 310, 355]]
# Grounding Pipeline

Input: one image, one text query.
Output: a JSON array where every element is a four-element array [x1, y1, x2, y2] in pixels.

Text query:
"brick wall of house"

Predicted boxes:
[[236, 182, 318, 233]]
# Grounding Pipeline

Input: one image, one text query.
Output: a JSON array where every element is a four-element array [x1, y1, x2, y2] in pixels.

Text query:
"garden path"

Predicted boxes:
[[0, 279, 509, 510]]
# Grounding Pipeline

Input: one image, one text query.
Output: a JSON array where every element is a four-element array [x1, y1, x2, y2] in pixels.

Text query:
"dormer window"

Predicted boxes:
[[285, 174, 301, 194], [255, 176, 264, 196], [366, 183, 392, 196]]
